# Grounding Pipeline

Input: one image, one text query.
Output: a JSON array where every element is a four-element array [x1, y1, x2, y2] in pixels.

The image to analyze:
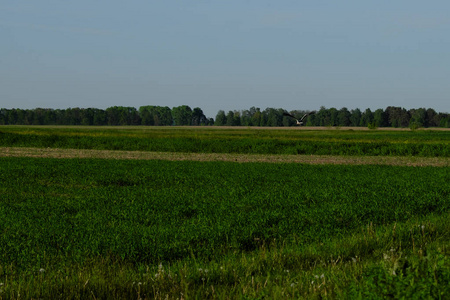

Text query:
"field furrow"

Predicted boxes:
[[1, 146, 449, 166]]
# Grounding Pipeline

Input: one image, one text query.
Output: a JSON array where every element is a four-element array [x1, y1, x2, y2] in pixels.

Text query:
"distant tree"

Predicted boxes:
[[192, 107, 206, 126], [0, 109, 7, 125], [373, 108, 387, 127], [233, 111, 241, 126], [399, 109, 411, 128], [264, 108, 283, 127], [172, 105, 192, 126], [7, 109, 18, 124], [350, 108, 362, 127], [157, 106, 173, 126], [251, 107, 262, 126], [121, 107, 140, 125], [22, 109, 33, 125], [306, 112, 317, 126], [385, 106, 410, 127], [337, 107, 351, 126], [409, 108, 426, 128], [92, 109, 107, 125], [52, 109, 64, 125], [329, 108, 338, 126], [139, 106, 173, 126], [438, 113, 450, 128], [68, 108, 83, 125], [215, 110, 226, 126], [32, 108, 44, 125], [240, 109, 253, 126], [106, 107, 120, 125], [360, 108, 373, 127], [315, 106, 329, 126], [225, 111, 235, 126], [282, 111, 294, 126], [81, 108, 94, 126], [426, 108, 438, 127], [139, 106, 155, 125]]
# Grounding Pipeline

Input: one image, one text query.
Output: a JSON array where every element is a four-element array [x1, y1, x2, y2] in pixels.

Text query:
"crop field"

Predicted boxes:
[[1, 125, 449, 156], [0, 126, 449, 299]]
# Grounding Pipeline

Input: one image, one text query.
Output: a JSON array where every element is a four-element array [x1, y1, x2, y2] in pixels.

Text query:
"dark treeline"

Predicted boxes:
[[0, 105, 213, 126], [0, 105, 449, 128], [215, 106, 450, 128]]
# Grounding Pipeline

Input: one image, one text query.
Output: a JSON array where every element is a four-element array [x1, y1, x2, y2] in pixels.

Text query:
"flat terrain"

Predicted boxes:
[[0, 126, 449, 299]]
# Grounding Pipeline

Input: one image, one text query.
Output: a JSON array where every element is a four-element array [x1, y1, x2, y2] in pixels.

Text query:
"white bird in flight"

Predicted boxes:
[[283, 111, 316, 125]]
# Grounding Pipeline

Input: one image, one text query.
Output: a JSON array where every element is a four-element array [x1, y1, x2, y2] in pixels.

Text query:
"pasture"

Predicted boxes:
[[0, 126, 449, 299]]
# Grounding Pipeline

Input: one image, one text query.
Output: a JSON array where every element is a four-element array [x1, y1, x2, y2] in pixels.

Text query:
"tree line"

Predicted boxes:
[[215, 106, 450, 128], [0, 105, 212, 126], [0, 105, 449, 128]]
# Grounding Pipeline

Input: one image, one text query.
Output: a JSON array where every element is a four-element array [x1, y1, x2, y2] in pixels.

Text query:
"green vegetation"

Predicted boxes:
[[1, 126, 450, 157], [1, 156, 449, 298], [1, 105, 449, 127]]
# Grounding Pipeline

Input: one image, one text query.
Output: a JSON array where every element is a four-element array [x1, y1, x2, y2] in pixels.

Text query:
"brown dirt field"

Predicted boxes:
[[1, 147, 448, 167]]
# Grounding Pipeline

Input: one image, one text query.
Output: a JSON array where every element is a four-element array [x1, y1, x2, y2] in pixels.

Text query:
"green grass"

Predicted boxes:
[[1, 157, 449, 298], [1, 126, 449, 156]]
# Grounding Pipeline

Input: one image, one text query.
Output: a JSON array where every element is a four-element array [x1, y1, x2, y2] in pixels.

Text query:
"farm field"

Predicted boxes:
[[1, 125, 449, 157], [0, 126, 449, 299]]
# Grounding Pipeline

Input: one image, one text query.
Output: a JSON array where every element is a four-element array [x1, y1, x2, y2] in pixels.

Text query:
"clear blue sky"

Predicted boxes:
[[1, 1, 449, 118]]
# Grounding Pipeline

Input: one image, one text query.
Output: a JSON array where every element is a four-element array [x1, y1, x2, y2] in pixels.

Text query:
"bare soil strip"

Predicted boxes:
[[1, 147, 448, 167]]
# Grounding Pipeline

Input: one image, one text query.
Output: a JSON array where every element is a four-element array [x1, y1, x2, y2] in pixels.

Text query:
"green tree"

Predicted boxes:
[[315, 106, 329, 126], [7, 109, 18, 124], [43, 109, 57, 125], [214, 110, 226, 126], [350, 108, 362, 127], [81, 108, 94, 126], [251, 107, 262, 126], [157, 106, 173, 126], [172, 105, 192, 126], [139, 106, 155, 125], [264, 108, 283, 127], [226, 111, 235, 126], [233, 111, 241, 126], [409, 108, 426, 128], [438, 113, 450, 127], [0, 109, 7, 125], [106, 106, 121, 125], [240, 109, 253, 126], [92, 109, 107, 125], [192, 107, 206, 126], [373, 109, 387, 127], [139, 106, 172, 126], [329, 108, 338, 126], [426, 108, 438, 127], [385, 106, 410, 127], [360, 108, 373, 127], [337, 107, 351, 126]]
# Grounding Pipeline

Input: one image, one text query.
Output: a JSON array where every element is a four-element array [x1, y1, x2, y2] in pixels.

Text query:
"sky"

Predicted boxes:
[[1, 1, 449, 118]]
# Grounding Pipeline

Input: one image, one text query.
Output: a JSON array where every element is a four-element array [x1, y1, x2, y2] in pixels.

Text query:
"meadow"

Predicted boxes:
[[0, 126, 449, 299]]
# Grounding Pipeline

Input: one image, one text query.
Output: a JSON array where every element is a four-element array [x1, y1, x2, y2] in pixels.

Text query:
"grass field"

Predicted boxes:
[[0, 126, 449, 299], [1, 125, 449, 156]]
